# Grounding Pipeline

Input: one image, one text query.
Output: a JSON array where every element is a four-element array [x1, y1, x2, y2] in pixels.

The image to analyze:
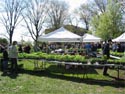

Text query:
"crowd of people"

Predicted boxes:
[[0, 40, 125, 76], [84, 41, 125, 57]]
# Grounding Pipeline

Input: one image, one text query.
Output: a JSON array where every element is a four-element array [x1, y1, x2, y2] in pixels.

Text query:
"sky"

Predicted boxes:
[[0, 0, 87, 42], [67, 0, 87, 11]]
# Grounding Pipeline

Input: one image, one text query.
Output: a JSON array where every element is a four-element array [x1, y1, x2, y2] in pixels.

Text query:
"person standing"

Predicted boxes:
[[102, 40, 112, 75], [8, 41, 18, 74], [2, 46, 9, 75], [84, 43, 92, 56], [18, 44, 23, 53]]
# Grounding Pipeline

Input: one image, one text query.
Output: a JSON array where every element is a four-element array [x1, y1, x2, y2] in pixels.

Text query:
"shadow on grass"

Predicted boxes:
[[0, 64, 22, 79], [46, 65, 98, 75], [18, 65, 125, 88], [1, 71, 19, 79]]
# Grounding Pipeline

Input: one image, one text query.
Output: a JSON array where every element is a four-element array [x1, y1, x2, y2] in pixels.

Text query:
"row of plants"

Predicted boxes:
[[18, 52, 87, 63], [0, 52, 125, 64], [110, 51, 125, 57], [97, 48, 124, 57], [17, 52, 125, 64]]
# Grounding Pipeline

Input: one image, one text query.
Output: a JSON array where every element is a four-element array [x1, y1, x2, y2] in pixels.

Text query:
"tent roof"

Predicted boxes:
[[112, 33, 125, 42], [38, 27, 81, 42], [82, 33, 101, 42]]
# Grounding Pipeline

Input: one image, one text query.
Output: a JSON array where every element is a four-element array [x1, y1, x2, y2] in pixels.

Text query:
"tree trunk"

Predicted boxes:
[[9, 33, 13, 45]]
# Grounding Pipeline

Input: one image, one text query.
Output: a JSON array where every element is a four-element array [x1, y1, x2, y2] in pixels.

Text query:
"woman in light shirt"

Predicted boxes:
[[8, 41, 18, 74]]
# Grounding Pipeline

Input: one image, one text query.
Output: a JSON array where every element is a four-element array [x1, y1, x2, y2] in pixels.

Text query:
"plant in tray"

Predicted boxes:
[[107, 59, 115, 64], [73, 55, 84, 62], [120, 55, 125, 61], [90, 58, 98, 64], [111, 51, 124, 57], [26, 53, 40, 59], [81, 59, 87, 64], [64, 54, 74, 62]]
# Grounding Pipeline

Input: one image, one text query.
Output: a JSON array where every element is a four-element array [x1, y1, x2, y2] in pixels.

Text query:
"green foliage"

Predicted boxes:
[[108, 59, 125, 64], [0, 38, 8, 45], [64, 25, 87, 35], [91, 0, 123, 40], [0, 53, 2, 58], [120, 55, 125, 62], [45, 25, 87, 36], [18, 53, 40, 59], [90, 58, 105, 64], [91, 15, 99, 32], [18, 52, 86, 63], [73, 54, 85, 62], [110, 51, 124, 57]]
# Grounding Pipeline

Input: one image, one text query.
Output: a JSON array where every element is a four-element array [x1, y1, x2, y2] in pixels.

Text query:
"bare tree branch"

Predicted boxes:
[[22, 0, 48, 49], [47, 0, 69, 29], [0, 0, 25, 44]]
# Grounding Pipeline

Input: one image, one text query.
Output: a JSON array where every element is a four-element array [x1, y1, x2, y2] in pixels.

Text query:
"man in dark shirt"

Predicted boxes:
[[2, 46, 9, 75], [103, 39, 112, 75], [103, 42, 110, 58]]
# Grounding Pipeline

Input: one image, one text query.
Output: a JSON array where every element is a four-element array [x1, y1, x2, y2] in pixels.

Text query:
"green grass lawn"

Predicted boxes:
[[0, 60, 125, 94]]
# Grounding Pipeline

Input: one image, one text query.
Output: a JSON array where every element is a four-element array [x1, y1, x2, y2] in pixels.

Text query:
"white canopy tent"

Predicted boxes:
[[38, 27, 82, 42], [112, 32, 125, 42], [82, 33, 102, 42]]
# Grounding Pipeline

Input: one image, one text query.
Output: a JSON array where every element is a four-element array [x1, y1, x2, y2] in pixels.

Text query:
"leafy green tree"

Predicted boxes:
[[91, 0, 124, 40]]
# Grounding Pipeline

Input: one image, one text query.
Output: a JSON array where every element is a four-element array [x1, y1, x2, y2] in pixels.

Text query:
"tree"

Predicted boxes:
[[0, 0, 25, 44], [22, 0, 48, 51], [92, 0, 123, 40], [47, 0, 69, 29], [118, 0, 125, 15], [94, 0, 107, 13], [77, 0, 106, 32], [65, 15, 79, 26], [78, 3, 92, 31]]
